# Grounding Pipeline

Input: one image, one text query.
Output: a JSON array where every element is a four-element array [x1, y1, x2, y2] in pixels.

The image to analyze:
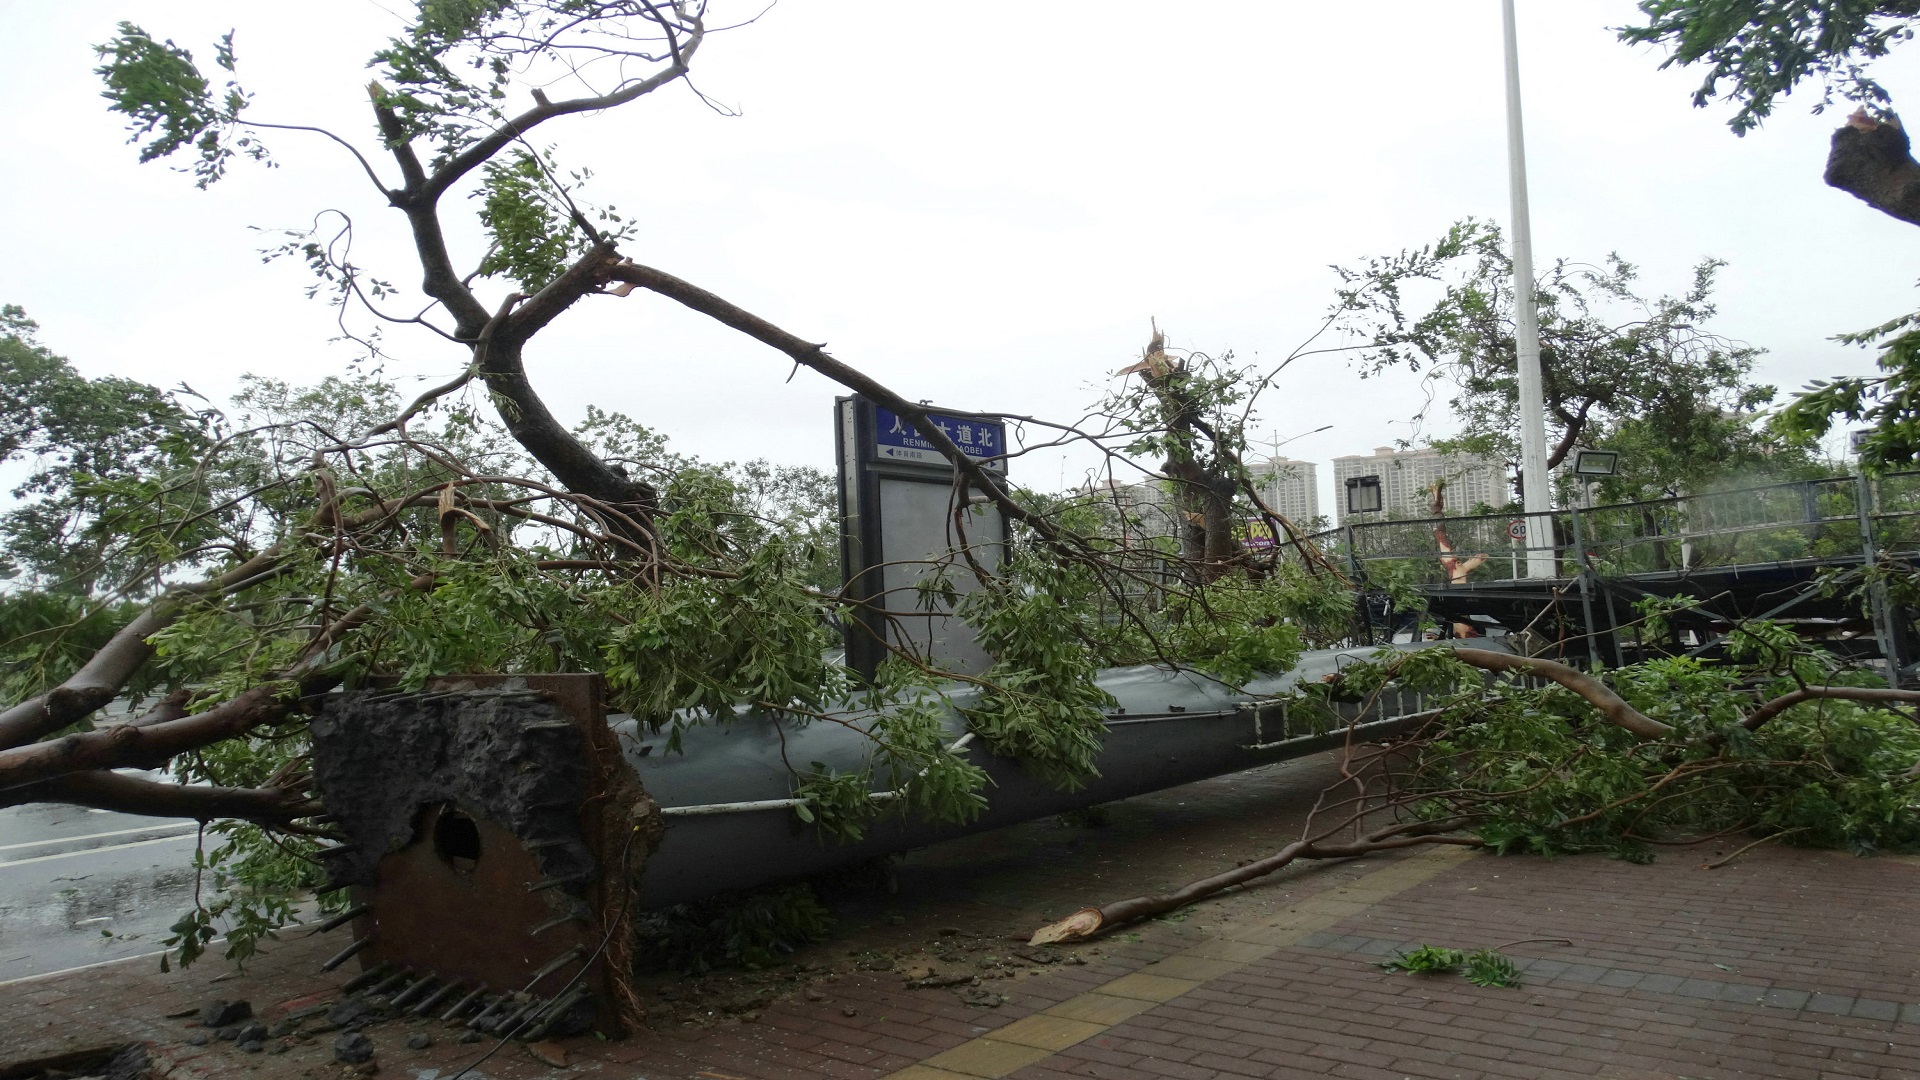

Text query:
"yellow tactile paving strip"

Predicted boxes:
[[884, 845, 1478, 1080]]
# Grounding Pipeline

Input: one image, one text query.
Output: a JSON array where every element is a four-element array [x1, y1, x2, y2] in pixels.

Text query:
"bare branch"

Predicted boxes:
[[1030, 820, 1479, 944], [1448, 648, 1672, 739], [603, 259, 1088, 559], [1742, 684, 1920, 730], [417, 16, 704, 203], [0, 770, 321, 826]]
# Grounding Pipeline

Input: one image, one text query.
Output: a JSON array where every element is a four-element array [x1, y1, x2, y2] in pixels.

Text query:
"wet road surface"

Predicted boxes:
[[0, 772, 205, 981]]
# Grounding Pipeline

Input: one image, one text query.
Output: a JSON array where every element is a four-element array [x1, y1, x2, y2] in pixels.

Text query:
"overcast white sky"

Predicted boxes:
[[2, 1, 1914, 512]]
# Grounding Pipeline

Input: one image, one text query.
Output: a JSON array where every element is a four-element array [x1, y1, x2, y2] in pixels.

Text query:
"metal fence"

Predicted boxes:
[[1291, 471, 1920, 587]]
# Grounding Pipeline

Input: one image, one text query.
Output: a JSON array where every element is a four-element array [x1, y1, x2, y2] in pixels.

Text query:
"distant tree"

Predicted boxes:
[[1330, 220, 1811, 504], [0, 306, 211, 593]]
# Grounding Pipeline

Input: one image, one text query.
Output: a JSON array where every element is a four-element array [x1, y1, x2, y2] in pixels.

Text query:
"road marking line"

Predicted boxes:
[[0, 833, 197, 868], [0, 914, 324, 988], [0, 823, 196, 853], [0, 946, 172, 988], [891, 844, 1476, 1079]]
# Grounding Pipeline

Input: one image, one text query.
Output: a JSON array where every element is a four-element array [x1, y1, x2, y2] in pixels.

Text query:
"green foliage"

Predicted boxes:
[[958, 554, 1115, 790], [0, 306, 215, 595], [1622, 0, 1920, 476], [1352, 558, 1440, 626], [1158, 576, 1308, 687], [1331, 220, 1813, 503], [1632, 593, 1702, 645], [782, 689, 990, 843], [0, 353, 867, 967], [1744, 691, 1920, 851], [635, 883, 835, 974], [68, 0, 1920, 989], [1620, 1, 1918, 134], [603, 538, 843, 725], [362, 0, 698, 167], [94, 24, 260, 186], [60, 0, 1377, 978], [1318, 637, 1920, 864], [1103, 351, 1256, 476], [1379, 944, 1519, 987], [1461, 949, 1522, 988], [162, 823, 337, 970], [1380, 943, 1465, 974], [1777, 309, 1920, 471], [368, 0, 526, 155], [477, 149, 595, 291], [792, 766, 881, 841], [0, 592, 143, 713]]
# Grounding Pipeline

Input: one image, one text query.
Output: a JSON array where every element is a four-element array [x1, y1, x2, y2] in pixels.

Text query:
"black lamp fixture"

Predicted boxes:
[[1571, 450, 1620, 478], [1345, 475, 1383, 516]]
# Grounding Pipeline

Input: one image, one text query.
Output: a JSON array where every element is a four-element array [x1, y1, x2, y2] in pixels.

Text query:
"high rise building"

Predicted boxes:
[[1083, 478, 1181, 546], [1331, 446, 1507, 524], [1248, 456, 1320, 528]]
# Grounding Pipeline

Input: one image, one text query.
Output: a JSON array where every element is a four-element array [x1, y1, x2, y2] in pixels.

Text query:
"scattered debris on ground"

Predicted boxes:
[[630, 923, 1089, 1028]]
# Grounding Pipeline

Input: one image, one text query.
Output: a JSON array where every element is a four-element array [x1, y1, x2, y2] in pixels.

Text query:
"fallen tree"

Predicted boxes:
[[4, 1, 1384, 966], [1032, 630, 1920, 943], [8, 0, 1919, 978]]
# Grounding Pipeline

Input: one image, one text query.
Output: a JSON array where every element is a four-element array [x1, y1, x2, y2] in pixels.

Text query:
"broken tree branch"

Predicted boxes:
[[0, 493, 436, 753], [1740, 684, 1920, 730], [603, 259, 1089, 560], [1029, 819, 1479, 944], [1448, 648, 1671, 739], [1826, 109, 1920, 227], [0, 770, 321, 826], [0, 549, 291, 750], [0, 577, 429, 793]]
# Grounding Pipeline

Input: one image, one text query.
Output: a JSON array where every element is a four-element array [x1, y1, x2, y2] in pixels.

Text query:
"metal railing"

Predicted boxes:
[[1291, 471, 1920, 587]]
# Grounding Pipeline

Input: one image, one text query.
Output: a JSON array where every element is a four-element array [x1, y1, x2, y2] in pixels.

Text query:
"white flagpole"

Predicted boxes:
[[1501, 0, 1556, 579]]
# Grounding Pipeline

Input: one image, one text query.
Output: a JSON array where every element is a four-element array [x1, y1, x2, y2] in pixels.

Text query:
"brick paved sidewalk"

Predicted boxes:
[[5, 753, 1919, 1080]]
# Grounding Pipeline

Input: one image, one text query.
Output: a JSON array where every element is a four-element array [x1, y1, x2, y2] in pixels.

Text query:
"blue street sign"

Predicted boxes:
[[871, 405, 1007, 471]]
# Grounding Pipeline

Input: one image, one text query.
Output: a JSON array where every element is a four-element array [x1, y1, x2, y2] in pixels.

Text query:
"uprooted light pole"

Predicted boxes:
[[1501, 0, 1556, 579]]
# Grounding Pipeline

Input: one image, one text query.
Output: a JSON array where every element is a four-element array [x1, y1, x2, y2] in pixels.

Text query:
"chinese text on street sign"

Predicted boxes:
[[872, 406, 1007, 471]]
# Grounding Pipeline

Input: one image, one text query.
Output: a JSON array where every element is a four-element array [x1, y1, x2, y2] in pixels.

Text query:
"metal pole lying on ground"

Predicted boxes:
[[1501, 0, 1556, 579]]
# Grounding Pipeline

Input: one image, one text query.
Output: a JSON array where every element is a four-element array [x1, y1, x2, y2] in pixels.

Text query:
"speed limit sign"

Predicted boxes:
[[1507, 519, 1527, 541]]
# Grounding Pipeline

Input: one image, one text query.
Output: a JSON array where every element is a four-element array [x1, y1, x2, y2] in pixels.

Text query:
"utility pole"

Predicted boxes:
[[1501, 0, 1555, 579]]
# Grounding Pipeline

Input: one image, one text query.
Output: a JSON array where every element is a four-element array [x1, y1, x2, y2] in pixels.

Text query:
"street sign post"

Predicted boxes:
[[836, 397, 1010, 681]]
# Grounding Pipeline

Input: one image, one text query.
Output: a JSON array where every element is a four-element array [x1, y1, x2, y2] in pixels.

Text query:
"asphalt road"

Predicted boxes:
[[0, 771, 207, 982]]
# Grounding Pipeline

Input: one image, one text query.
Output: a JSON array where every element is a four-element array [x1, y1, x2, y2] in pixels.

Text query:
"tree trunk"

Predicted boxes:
[[1826, 110, 1920, 227], [1200, 474, 1239, 571], [1642, 508, 1671, 571]]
